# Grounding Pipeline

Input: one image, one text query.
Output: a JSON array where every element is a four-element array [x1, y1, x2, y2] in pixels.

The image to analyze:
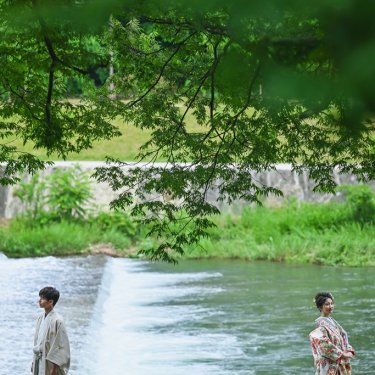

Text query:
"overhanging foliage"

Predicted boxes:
[[1, 0, 374, 261]]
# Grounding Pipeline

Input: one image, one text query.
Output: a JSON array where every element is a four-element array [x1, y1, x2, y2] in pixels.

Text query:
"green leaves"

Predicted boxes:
[[14, 165, 93, 224], [1, 0, 375, 261], [45, 165, 93, 220], [1, 0, 119, 162]]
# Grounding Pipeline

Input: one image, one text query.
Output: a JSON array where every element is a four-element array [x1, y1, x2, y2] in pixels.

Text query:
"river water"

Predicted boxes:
[[0, 254, 374, 375]]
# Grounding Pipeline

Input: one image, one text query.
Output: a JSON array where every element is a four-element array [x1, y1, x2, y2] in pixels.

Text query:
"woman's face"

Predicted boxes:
[[320, 298, 334, 317]]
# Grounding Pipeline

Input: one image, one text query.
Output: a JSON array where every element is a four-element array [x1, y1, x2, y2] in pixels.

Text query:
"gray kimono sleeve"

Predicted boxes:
[[46, 320, 70, 372]]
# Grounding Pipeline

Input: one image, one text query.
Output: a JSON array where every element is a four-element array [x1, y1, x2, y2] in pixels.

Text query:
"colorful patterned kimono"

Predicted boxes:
[[309, 317, 354, 375]]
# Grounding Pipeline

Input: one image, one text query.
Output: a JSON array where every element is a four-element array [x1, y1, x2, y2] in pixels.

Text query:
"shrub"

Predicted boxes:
[[14, 165, 93, 225], [89, 211, 141, 238], [13, 174, 46, 222], [45, 165, 93, 221], [339, 185, 375, 225]]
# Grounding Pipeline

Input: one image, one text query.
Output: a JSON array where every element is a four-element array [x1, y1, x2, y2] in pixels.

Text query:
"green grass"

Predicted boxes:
[[0, 221, 91, 257], [181, 201, 375, 266], [0, 219, 135, 258], [1, 197, 374, 266], [4, 118, 151, 161], [3, 109, 206, 161]]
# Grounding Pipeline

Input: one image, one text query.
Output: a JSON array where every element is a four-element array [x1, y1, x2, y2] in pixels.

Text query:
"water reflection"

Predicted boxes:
[[0, 256, 374, 375]]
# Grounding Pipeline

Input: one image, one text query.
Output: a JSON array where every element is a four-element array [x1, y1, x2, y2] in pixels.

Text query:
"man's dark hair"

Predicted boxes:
[[39, 286, 60, 306], [314, 292, 334, 309]]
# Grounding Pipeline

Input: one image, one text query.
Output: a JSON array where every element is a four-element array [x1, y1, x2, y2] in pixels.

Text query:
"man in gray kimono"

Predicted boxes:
[[32, 287, 70, 375]]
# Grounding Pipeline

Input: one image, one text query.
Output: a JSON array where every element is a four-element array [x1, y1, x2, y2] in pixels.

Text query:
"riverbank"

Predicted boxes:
[[0, 187, 374, 266], [183, 206, 375, 266]]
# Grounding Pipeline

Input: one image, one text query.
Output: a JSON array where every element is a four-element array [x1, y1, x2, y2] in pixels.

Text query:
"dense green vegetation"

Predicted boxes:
[[184, 202, 375, 266], [1, 178, 374, 266], [1, 1, 375, 261], [0, 212, 147, 258]]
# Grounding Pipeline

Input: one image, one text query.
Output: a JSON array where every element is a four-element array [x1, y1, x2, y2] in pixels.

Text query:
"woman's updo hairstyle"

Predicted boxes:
[[314, 292, 334, 309]]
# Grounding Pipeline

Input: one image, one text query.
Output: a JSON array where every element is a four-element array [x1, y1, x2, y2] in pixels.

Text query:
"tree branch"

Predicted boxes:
[[232, 61, 262, 122], [140, 16, 228, 37], [126, 32, 197, 109], [166, 67, 212, 164], [45, 61, 55, 127], [201, 40, 231, 144], [33, 0, 105, 76], [210, 39, 221, 122], [2, 79, 42, 122]]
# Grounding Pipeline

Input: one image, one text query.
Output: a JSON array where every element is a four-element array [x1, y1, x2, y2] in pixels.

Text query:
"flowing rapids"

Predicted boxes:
[[0, 255, 374, 374]]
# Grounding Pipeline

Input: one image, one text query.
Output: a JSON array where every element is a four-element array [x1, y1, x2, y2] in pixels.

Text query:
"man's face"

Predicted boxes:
[[38, 296, 54, 310]]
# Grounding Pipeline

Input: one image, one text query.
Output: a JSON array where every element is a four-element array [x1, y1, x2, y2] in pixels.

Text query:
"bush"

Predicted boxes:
[[14, 165, 93, 225], [89, 211, 140, 238], [46, 166, 93, 221], [339, 185, 375, 225], [13, 174, 46, 222]]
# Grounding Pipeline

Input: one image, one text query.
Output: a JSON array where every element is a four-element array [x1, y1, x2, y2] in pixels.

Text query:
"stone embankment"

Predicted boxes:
[[0, 161, 373, 218]]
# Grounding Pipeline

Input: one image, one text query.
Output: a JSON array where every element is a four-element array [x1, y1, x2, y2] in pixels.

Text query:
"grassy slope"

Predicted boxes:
[[6, 111, 205, 161], [6, 118, 151, 161]]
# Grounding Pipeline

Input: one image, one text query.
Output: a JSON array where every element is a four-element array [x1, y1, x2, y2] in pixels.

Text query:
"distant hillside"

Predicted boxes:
[[6, 110, 204, 162]]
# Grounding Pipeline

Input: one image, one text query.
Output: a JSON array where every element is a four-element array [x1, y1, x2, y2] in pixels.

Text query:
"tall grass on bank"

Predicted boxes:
[[0, 221, 95, 257], [183, 197, 375, 266], [0, 211, 151, 258], [1, 186, 374, 266]]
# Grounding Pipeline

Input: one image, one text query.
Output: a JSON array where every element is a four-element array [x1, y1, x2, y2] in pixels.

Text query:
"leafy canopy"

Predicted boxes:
[[1, 0, 374, 261]]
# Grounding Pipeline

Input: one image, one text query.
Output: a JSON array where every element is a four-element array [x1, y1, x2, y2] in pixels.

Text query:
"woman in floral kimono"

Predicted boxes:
[[309, 292, 355, 375]]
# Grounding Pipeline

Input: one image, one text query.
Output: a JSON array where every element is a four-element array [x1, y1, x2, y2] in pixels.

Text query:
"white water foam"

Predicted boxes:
[[74, 258, 241, 375]]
